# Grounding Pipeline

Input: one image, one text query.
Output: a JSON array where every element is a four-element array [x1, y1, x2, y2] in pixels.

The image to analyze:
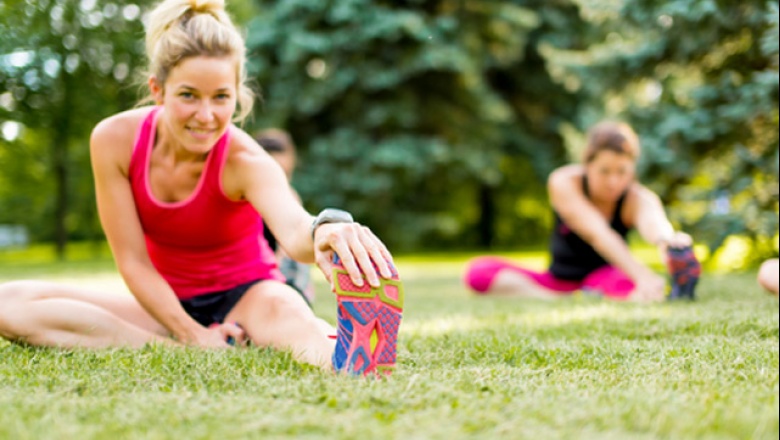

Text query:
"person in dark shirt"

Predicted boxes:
[[464, 121, 700, 302]]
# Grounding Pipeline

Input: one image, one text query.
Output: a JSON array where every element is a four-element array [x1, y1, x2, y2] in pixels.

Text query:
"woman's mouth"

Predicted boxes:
[[187, 126, 215, 140]]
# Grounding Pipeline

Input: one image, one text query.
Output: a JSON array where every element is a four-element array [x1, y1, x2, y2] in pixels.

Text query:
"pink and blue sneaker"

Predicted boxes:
[[667, 246, 701, 300], [331, 254, 404, 377]]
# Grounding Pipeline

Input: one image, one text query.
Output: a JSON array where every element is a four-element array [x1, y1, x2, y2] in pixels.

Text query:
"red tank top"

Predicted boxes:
[[128, 107, 283, 300]]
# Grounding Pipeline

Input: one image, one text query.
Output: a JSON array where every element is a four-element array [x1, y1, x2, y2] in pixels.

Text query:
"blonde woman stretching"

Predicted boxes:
[[0, 0, 404, 377]]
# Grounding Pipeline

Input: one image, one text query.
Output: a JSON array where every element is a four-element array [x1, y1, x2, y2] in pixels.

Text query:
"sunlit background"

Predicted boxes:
[[0, 0, 777, 269]]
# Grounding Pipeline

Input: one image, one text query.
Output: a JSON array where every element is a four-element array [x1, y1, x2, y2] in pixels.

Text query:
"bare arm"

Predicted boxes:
[[225, 134, 315, 264], [274, 187, 303, 261], [632, 185, 692, 250], [90, 114, 231, 346], [548, 166, 655, 282], [224, 129, 394, 287]]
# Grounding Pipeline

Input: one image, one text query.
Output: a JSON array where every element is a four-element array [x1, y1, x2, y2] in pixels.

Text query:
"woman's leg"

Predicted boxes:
[[581, 266, 635, 300], [0, 280, 172, 348], [224, 280, 335, 369], [463, 256, 579, 298], [758, 259, 779, 296]]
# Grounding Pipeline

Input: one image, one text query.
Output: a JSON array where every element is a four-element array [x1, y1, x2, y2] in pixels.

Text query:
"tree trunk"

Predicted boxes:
[[478, 183, 495, 249], [52, 71, 73, 260]]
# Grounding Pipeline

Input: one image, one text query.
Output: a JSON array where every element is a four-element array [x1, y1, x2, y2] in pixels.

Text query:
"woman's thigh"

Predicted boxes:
[[224, 280, 334, 367], [224, 280, 329, 343], [581, 266, 635, 299], [0, 280, 169, 336], [465, 256, 580, 296]]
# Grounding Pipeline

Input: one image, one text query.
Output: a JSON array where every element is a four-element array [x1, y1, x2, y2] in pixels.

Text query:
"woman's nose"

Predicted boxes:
[[194, 101, 214, 123]]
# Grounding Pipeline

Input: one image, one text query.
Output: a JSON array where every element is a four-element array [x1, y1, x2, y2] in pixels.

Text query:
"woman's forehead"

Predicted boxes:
[[166, 56, 237, 88], [590, 150, 636, 165]]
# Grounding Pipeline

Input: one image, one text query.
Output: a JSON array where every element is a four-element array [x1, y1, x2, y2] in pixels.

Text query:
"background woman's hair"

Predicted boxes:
[[255, 129, 296, 155], [582, 121, 641, 163], [139, 0, 254, 122]]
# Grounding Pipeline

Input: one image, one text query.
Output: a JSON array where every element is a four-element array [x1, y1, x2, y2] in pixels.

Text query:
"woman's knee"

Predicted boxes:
[[758, 259, 779, 295], [463, 256, 510, 293], [267, 289, 313, 321], [237, 283, 313, 323], [0, 280, 42, 304], [0, 281, 40, 340]]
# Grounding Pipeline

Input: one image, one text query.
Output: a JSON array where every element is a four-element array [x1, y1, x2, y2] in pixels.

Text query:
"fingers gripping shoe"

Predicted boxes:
[[331, 254, 404, 377], [667, 246, 702, 300]]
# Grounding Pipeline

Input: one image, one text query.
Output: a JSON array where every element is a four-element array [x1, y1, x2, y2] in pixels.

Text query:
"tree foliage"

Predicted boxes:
[[0, 0, 155, 257], [246, 0, 590, 250]]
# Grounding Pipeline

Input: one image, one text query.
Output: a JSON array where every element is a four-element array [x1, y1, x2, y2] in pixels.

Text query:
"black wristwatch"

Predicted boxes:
[[310, 208, 354, 239]]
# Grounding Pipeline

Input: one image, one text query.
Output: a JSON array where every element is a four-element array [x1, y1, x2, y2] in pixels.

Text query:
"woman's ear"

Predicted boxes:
[[148, 75, 164, 105]]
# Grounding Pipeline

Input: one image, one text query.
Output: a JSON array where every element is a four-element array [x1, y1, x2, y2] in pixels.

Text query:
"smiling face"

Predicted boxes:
[[150, 55, 238, 155], [585, 150, 636, 203]]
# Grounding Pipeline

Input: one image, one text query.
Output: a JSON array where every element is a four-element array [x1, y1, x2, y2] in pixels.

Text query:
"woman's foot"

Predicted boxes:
[[666, 246, 701, 300]]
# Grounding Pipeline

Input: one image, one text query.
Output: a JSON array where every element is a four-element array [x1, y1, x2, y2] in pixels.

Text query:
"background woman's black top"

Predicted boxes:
[[548, 177, 631, 280]]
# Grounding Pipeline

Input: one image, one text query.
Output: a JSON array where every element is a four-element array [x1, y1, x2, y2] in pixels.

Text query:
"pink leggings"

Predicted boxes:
[[463, 256, 635, 299]]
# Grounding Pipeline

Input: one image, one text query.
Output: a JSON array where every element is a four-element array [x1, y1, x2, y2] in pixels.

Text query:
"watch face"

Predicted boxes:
[[311, 209, 354, 238], [320, 209, 354, 223]]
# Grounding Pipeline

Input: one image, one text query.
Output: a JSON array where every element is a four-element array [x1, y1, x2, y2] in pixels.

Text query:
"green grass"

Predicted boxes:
[[0, 253, 778, 439]]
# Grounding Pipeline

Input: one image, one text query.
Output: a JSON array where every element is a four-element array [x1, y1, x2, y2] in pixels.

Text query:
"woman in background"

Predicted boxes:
[[464, 121, 701, 302]]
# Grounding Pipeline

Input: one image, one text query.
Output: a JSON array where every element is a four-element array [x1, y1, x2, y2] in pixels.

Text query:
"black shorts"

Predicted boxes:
[[179, 279, 262, 327]]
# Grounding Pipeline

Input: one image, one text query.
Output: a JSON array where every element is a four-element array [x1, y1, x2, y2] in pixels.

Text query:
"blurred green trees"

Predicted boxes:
[[246, 0, 593, 250], [0, 0, 777, 263], [0, 0, 155, 258]]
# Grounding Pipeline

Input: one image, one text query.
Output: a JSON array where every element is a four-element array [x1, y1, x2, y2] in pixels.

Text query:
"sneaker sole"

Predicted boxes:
[[332, 255, 404, 377]]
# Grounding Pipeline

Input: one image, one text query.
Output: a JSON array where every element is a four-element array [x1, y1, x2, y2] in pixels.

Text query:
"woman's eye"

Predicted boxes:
[[180, 92, 194, 99]]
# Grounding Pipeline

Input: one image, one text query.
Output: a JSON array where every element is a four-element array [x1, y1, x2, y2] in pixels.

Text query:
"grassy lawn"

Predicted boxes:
[[0, 247, 777, 439]]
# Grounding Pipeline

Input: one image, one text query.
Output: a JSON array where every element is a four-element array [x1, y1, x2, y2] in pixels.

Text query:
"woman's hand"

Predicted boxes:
[[659, 231, 693, 249], [313, 222, 395, 288], [180, 322, 246, 348], [629, 272, 667, 303]]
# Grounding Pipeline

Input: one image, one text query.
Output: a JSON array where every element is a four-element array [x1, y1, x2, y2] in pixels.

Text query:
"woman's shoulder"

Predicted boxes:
[[225, 125, 274, 165], [548, 164, 585, 190], [624, 181, 659, 205], [91, 107, 155, 148], [221, 125, 287, 199], [90, 107, 156, 171]]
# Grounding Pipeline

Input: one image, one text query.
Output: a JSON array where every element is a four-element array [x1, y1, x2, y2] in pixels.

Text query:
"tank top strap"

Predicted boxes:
[[610, 188, 631, 235], [582, 174, 590, 197], [612, 188, 629, 222], [129, 107, 161, 181]]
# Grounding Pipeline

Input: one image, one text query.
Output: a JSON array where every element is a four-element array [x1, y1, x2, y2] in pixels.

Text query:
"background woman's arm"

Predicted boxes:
[[632, 185, 692, 250]]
